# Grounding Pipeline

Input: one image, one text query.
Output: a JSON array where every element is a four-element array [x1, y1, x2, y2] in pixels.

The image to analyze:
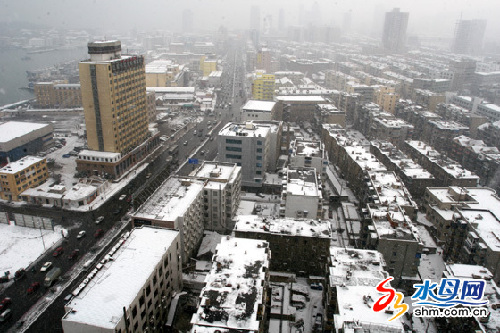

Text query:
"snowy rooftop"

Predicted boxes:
[[323, 124, 371, 147], [145, 59, 177, 73], [191, 237, 269, 331], [374, 117, 414, 129], [428, 120, 469, 130], [406, 141, 478, 180], [219, 122, 270, 138], [286, 168, 319, 197], [146, 86, 195, 94], [460, 210, 500, 251], [334, 286, 404, 333], [0, 121, 51, 143], [78, 150, 121, 159], [63, 227, 179, 329], [275, 95, 326, 102], [293, 139, 322, 157], [346, 146, 386, 172], [368, 171, 415, 208], [189, 161, 239, 182], [329, 247, 387, 287], [132, 177, 204, 222], [0, 155, 44, 174], [235, 215, 331, 238], [242, 100, 276, 112], [368, 204, 421, 242]]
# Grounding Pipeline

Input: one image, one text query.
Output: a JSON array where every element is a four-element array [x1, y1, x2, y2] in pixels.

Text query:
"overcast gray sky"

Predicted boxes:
[[0, 0, 498, 42]]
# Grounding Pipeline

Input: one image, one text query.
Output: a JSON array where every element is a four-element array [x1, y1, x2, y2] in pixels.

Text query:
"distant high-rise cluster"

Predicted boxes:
[[452, 19, 487, 55], [382, 8, 409, 53]]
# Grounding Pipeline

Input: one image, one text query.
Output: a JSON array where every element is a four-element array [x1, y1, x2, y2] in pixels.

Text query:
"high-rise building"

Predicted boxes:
[[452, 19, 487, 55], [182, 9, 194, 33], [79, 41, 149, 155], [382, 8, 409, 53], [250, 5, 260, 31]]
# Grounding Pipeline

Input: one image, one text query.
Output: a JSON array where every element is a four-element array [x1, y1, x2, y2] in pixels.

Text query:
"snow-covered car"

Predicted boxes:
[[95, 216, 104, 224], [40, 262, 53, 272], [77, 230, 86, 239]]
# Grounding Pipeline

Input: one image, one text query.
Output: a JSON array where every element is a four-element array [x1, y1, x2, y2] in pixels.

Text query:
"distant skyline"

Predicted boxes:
[[0, 0, 499, 43]]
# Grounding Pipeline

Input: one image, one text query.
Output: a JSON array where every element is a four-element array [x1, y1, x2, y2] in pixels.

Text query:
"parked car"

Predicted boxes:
[[0, 298, 12, 312], [146, 173, 152, 179], [95, 216, 104, 224], [62, 154, 71, 158], [68, 249, 80, 260], [119, 194, 126, 201], [0, 309, 12, 322], [52, 246, 64, 257], [310, 283, 323, 290], [183, 141, 188, 146], [27, 282, 40, 294], [40, 261, 53, 272], [94, 229, 104, 238], [14, 269, 26, 281], [77, 230, 86, 239]]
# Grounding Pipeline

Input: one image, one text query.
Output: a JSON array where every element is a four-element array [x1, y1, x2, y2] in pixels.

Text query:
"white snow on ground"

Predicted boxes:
[[293, 278, 324, 333], [0, 223, 65, 275], [236, 200, 255, 215]]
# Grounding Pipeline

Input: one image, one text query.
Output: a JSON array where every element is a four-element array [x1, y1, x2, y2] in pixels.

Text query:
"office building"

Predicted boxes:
[[251, 71, 275, 101], [382, 8, 409, 53], [62, 226, 182, 332], [241, 100, 277, 122]]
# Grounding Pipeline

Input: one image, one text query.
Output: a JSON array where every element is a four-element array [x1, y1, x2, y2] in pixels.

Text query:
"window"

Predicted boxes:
[[256, 163, 262, 167], [226, 146, 242, 152], [256, 148, 262, 153], [257, 140, 262, 145], [226, 138, 242, 144], [226, 154, 242, 159], [256, 155, 262, 160]]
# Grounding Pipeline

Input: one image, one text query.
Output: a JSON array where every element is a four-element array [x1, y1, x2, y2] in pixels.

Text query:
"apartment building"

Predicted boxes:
[[280, 167, 323, 220], [0, 156, 48, 201], [289, 139, 326, 177], [412, 89, 446, 111], [404, 140, 479, 187], [315, 103, 346, 127], [423, 186, 500, 283], [370, 140, 435, 199], [190, 237, 270, 333], [131, 177, 205, 265], [363, 203, 422, 287], [275, 95, 329, 123], [145, 59, 186, 87], [326, 247, 404, 332], [251, 71, 275, 101], [188, 161, 241, 233], [234, 215, 331, 276], [62, 226, 182, 332]]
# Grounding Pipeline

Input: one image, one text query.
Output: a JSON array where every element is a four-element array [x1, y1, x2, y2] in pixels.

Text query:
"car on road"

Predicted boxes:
[[62, 154, 71, 158], [95, 216, 104, 224], [40, 261, 53, 272], [77, 230, 86, 239], [27, 282, 40, 294], [112, 208, 121, 215], [68, 249, 80, 260], [0, 298, 12, 312], [0, 309, 12, 322], [200, 150, 205, 155], [94, 229, 104, 238], [52, 246, 64, 257], [146, 173, 152, 179], [119, 194, 126, 201], [183, 141, 188, 146]]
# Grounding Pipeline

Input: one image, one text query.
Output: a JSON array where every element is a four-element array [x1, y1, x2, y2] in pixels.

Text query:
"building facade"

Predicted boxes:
[[0, 156, 48, 201]]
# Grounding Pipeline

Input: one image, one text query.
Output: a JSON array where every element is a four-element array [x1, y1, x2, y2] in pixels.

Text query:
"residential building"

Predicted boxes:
[[382, 8, 409, 53], [289, 139, 326, 177], [251, 71, 275, 101], [374, 86, 399, 114], [423, 186, 500, 283], [234, 215, 331, 276], [280, 167, 323, 220], [131, 177, 205, 265], [315, 103, 346, 127], [449, 59, 476, 91], [145, 59, 187, 87], [188, 161, 242, 233], [0, 121, 53, 165], [404, 140, 479, 188], [326, 247, 404, 333], [190, 236, 270, 333], [363, 203, 422, 287], [412, 89, 445, 111], [370, 140, 435, 200], [241, 100, 277, 122], [62, 226, 182, 332], [34, 80, 67, 108], [412, 78, 450, 94], [0, 156, 48, 201], [452, 19, 487, 55], [476, 103, 500, 122], [275, 95, 328, 123], [199, 56, 217, 76], [53, 84, 82, 108], [477, 120, 500, 150]]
